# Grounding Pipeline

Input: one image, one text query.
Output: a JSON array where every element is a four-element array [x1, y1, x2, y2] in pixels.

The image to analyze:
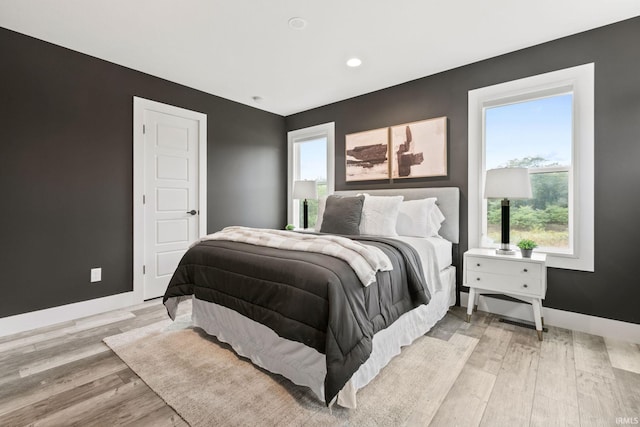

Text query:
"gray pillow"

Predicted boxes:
[[320, 195, 364, 235]]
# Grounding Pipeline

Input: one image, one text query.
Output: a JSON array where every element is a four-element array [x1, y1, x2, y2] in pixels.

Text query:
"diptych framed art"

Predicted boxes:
[[345, 116, 447, 182]]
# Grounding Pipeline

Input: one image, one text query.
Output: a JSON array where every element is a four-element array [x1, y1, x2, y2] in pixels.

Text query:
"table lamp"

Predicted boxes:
[[292, 180, 318, 229], [484, 167, 532, 255]]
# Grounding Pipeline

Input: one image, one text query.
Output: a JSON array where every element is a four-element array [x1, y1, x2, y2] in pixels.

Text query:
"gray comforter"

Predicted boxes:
[[163, 234, 430, 405]]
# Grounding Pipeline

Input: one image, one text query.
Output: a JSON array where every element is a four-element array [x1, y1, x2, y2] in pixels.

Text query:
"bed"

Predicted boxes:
[[163, 187, 459, 408]]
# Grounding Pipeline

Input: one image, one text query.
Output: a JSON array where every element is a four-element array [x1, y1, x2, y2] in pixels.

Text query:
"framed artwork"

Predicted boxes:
[[345, 127, 390, 181], [390, 117, 447, 179]]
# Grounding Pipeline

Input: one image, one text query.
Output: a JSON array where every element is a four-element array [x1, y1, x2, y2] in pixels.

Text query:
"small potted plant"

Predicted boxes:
[[517, 239, 537, 258]]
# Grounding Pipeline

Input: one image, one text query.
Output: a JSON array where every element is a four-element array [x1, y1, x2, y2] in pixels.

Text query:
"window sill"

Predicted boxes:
[[544, 252, 594, 272]]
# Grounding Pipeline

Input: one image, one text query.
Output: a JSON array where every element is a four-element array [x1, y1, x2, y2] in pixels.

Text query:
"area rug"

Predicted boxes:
[[104, 319, 477, 426]]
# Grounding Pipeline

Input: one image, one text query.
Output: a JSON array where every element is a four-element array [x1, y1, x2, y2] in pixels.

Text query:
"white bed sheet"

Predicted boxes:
[[393, 235, 452, 272], [391, 235, 452, 293]]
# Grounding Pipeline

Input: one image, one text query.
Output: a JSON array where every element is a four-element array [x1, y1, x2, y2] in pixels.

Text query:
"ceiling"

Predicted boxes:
[[1, 1, 639, 116]]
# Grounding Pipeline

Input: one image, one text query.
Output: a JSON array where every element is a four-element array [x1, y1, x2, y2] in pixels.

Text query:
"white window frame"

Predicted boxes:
[[468, 63, 594, 271], [287, 122, 335, 227]]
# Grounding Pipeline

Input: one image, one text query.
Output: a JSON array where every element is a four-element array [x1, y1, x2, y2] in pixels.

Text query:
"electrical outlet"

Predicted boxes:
[[90, 268, 102, 283]]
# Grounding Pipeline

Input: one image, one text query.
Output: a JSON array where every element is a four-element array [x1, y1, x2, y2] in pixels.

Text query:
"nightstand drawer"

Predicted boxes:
[[466, 271, 542, 296], [466, 256, 541, 278]]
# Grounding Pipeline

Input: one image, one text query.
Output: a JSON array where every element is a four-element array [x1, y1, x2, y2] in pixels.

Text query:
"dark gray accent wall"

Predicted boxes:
[[0, 27, 286, 318], [286, 17, 640, 325]]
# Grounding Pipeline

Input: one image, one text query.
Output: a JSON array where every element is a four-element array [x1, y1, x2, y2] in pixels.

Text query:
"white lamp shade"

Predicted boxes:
[[484, 167, 532, 199], [292, 180, 318, 200]]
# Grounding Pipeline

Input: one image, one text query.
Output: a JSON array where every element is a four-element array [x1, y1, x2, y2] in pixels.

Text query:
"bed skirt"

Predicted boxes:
[[189, 266, 456, 408]]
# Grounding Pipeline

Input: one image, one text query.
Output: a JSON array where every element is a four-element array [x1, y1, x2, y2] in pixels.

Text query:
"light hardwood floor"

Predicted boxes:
[[0, 300, 638, 426]]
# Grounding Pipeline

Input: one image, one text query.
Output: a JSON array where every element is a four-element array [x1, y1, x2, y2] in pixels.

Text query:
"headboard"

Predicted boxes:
[[334, 187, 460, 244]]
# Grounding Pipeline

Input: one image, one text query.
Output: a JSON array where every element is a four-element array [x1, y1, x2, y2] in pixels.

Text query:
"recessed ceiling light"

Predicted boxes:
[[346, 57, 362, 68], [288, 17, 307, 30]]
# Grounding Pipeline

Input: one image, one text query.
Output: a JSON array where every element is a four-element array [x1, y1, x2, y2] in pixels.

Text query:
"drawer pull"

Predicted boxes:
[[476, 277, 480, 281], [524, 268, 528, 272], [476, 263, 480, 267], [523, 284, 528, 288]]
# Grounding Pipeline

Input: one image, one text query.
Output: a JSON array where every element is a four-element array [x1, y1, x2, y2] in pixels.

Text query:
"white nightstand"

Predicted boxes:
[[464, 248, 547, 340]]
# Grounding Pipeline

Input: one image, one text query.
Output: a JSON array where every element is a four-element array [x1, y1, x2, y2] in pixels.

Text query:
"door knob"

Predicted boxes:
[[187, 210, 197, 215]]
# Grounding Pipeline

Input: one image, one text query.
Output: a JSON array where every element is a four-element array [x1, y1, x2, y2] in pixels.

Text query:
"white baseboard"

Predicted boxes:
[[460, 291, 640, 344], [0, 292, 142, 338]]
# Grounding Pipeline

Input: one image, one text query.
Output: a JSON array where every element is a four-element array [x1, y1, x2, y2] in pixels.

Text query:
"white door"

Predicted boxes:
[[143, 109, 200, 299]]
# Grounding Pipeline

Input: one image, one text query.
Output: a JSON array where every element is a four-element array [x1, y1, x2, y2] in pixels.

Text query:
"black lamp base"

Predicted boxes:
[[302, 199, 309, 229], [498, 198, 515, 255]]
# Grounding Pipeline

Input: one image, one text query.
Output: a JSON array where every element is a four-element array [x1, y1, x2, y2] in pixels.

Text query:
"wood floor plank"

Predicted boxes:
[[0, 371, 126, 426], [404, 333, 479, 426], [33, 319, 146, 352], [508, 321, 543, 350], [426, 310, 466, 341], [429, 364, 496, 427], [1, 319, 144, 377], [0, 312, 134, 354], [456, 311, 495, 340], [530, 326, 580, 427], [117, 310, 172, 333], [466, 323, 514, 376], [531, 394, 581, 427], [605, 337, 640, 375], [127, 297, 165, 313], [77, 380, 169, 427], [480, 338, 540, 426], [71, 311, 137, 334], [0, 328, 69, 354], [573, 331, 616, 380], [0, 348, 48, 387], [130, 304, 165, 317], [0, 319, 76, 344], [0, 351, 126, 417], [611, 367, 640, 417], [19, 342, 110, 378], [27, 377, 163, 427], [0, 338, 94, 381], [576, 370, 620, 426]]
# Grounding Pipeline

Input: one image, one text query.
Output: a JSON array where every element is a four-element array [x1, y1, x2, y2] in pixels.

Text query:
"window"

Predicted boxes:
[[468, 64, 594, 271], [287, 122, 335, 228], [485, 94, 572, 252]]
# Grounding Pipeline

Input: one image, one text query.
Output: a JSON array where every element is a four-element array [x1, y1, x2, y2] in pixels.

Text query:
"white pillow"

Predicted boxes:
[[315, 195, 328, 232], [359, 194, 404, 236], [396, 198, 445, 237], [428, 203, 446, 236]]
